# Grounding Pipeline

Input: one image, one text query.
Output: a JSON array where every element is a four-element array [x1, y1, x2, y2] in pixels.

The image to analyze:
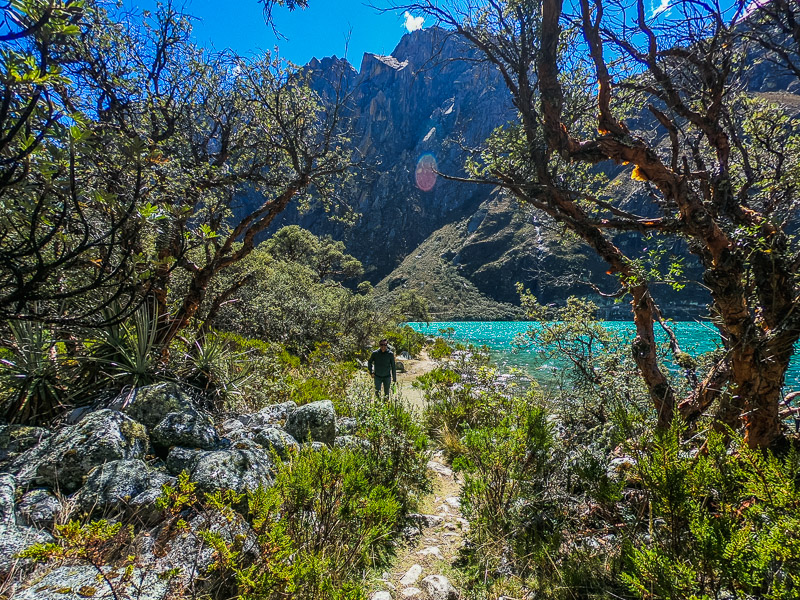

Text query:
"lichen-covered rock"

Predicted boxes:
[[250, 427, 299, 459], [0, 474, 52, 576], [333, 435, 369, 451], [74, 459, 174, 518], [143, 507, 257, 598], [11, 409, 148, 493], [284, 400, 336, 445], [0, 425, 50, 470], [165, 448, 275, 494], [151, 411, 219, 450], [10, 565, 170, 600], [18, 489, 61, 529], [112, 382, 195, 429], [165, 446, 204, 475], [336, 417, 358, 436], [246, 401, 297, 426]]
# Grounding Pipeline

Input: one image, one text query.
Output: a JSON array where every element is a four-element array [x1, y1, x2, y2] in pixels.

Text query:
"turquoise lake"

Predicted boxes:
[[407, 321, 800, 391]]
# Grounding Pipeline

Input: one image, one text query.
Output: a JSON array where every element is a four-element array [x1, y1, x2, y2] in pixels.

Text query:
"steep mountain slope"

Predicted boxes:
[[262, 25, 800, 320]]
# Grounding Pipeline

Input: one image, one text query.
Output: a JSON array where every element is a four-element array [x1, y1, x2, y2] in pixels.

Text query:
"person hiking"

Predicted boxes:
[[368, 338, 396, 398]]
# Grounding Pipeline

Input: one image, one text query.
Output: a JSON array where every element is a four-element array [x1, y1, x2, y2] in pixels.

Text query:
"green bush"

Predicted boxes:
[[454, 400, 562, 577], [201, 445, 399, 599], [382, 325, 426, 357], [343, 379, 432, 516], [622, 429, 800, 600]]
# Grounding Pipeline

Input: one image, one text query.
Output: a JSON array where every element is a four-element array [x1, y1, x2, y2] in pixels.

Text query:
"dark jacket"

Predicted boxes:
[[368, 348, 396, 380]]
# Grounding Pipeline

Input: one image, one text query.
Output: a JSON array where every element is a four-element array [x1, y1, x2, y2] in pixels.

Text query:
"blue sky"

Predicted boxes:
[[124, 1, 424, 70], [123, 0, 749, 70]]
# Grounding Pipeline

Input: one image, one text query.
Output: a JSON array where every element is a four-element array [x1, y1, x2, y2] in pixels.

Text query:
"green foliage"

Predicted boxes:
[[0, 321, 70, 424], [346, 384, 432, 516], [417, 347, 522, 448], [622, 430, 800, 600], [391, 290, 431, 324], [210, 246, 380, 359], [455, 402, 561, 577], [88, 302, 164, 389], [202, 446, 399, 599], [264, 225, 364, 282], [382, 324, 426, 356]]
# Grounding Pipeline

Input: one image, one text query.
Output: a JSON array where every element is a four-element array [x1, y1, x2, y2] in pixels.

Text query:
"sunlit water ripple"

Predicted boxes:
[[407, 321, 800, 391]]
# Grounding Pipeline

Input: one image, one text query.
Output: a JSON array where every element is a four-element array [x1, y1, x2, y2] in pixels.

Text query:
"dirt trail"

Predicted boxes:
[[370, 352, 467, 599], [396, 350, 437, 411], [371, 453, 466, 600]]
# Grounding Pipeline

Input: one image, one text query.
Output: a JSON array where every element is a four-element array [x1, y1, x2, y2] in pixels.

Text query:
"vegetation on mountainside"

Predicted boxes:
[[395, 0, 800, 448]]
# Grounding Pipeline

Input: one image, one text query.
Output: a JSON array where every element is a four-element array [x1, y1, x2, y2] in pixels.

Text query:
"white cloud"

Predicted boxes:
[[404, 11, 424, 32], [651, 0, 672, 17]]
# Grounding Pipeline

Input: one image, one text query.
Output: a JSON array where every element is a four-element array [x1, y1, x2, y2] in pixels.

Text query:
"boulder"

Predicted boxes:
[[10, 565, 170, 600], [284, 400, 336, 445], [168, 449, 275, 495], [336, 417, 358, 436], [0, 425, 50, 470], [0, 474, 52, 576], [333, 435, 369, 451], [11, 409, 148, 493], [112, 382, 195, 429], [165, 446, 204, 475], [250, 427, 299, 459], [18, 489, 62, 529], [74, 459, 175, 518], [151, 411, 219, 450], [239, 401, 297, 427]]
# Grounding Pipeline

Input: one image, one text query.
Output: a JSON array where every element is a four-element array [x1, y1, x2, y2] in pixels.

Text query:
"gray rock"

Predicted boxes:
[[146, 504, 258, 597], [10, 565, 170, 600], [336, 417, 358, 436], [18, 489, 61, 529], [400, 564, 423, 586], [0, 425, 50, 470], [11, 409, 149, 493], [333, 435, 370, 451], [371, 593, 393, 600], [284, 400, 336, 445], [112, 382, 195, 429], [0, 474, 16, 526], [0, 474, 52, 575], [151, 411, 219, 450], [251, 427, 299, 459], [407, 513, 444, 529], [421, 575, 459, 600], [165, 446, 204, 475], [242, 401, 297, 427], [187, 449, 275, 495], [221, 418, 245, 433], [607, 456, 636, 480], [74, 459, 175, 518]]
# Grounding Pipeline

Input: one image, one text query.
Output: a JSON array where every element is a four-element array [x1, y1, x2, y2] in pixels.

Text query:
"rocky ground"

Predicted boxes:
[[0, 383, 370, 599], [369, 452, 465, 600]]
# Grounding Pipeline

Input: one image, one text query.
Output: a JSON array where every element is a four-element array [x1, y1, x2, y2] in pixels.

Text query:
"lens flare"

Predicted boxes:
[[415, 153, 437, 191]]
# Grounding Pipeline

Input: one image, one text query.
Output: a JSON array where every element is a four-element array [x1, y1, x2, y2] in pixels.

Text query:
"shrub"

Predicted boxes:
[[622, 429, 800, 600], [202, 445, 399, 599], [342, 378, 432, 516]]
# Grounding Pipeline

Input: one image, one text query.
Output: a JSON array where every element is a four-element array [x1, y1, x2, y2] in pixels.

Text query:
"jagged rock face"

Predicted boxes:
[[273, 27, 514, 282]]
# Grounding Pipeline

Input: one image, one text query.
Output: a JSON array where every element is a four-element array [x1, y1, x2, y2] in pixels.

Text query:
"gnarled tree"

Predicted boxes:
[[393, 0, 800, 447]]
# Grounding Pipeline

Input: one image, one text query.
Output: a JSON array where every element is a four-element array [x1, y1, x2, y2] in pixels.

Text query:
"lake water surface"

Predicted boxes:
[[407, 321, 800, 391]]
